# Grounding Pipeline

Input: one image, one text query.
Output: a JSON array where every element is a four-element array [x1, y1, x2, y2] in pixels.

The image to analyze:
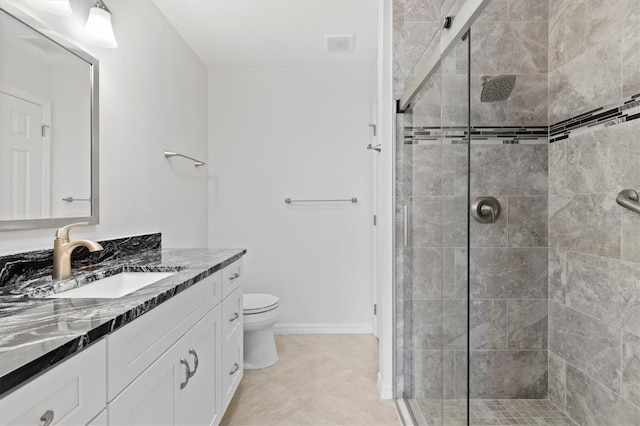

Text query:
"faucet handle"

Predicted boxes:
[[55, 222, 90, 240]]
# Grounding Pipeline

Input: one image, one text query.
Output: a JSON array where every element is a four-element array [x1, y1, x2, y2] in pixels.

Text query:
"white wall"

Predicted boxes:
[[209, 67, 375, 332], [0, 0, 209, 254]]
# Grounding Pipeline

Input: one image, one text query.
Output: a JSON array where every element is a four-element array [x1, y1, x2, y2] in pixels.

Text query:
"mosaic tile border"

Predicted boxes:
[[402, 93, 640, 146], [403, 126, 549, 145], [549, 94, 640, 143]]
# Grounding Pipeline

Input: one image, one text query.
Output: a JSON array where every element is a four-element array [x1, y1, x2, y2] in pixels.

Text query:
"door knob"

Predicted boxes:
[[471, 196, 501, 224]]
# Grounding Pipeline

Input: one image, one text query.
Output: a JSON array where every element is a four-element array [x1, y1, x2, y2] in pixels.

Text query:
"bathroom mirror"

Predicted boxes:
[[0, 4, 99, 231]]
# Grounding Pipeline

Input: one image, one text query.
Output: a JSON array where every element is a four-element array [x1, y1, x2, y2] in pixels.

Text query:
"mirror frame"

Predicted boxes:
[[0, 2, 99, 231]]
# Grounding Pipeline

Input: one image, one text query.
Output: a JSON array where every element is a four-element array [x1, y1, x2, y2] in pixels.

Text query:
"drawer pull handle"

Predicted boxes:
[[40, 410, 54, 426], [229, 272, 240, 282], [229, 312, 240, 322], [229, 362, 239, 375], [180, 358, 190, 389], [188, 348, 199, 378]]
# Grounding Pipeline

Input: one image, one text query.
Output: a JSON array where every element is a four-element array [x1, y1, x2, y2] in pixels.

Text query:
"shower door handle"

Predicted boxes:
[[403, 205, 409, 246], [471, 196, 501, 224]]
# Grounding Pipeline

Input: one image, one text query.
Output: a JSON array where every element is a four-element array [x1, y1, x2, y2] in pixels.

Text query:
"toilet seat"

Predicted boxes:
[[243, 293, 279, 315]]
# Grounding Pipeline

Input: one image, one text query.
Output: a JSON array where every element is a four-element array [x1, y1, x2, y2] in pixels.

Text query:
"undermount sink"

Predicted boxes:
[[48, 272, 175, 299]]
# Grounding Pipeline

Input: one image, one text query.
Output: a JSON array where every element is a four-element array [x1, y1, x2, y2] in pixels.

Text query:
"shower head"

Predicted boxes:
[[480, 75, 516, 102]]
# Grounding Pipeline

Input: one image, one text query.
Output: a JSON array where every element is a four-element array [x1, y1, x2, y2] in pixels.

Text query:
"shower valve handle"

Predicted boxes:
[[471, 196, 501, 224]]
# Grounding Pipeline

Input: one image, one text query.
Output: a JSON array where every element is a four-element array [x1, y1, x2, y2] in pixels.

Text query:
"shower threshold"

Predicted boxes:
[[405, 398, 576, 426]]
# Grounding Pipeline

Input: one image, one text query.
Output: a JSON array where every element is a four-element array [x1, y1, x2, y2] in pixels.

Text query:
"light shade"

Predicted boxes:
[[31, 0, 73, 16], [83, 6, 118, 49]]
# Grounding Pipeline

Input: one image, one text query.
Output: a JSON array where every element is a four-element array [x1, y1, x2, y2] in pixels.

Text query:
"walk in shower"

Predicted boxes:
[[394, 0, 640, 425]]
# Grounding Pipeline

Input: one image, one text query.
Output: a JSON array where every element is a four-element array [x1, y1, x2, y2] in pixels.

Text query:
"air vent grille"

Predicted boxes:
[[325, 34, 355, 53]]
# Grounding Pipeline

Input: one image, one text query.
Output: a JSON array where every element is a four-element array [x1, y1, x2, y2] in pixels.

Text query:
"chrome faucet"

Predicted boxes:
[[52, 222, 103, 280]]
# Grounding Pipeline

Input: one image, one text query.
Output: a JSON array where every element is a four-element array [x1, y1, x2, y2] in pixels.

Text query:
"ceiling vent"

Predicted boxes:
[[325, 34, 355, 53]]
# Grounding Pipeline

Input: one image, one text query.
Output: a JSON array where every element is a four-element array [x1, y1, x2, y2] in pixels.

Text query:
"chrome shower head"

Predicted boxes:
[[480, 75, 516, 102]]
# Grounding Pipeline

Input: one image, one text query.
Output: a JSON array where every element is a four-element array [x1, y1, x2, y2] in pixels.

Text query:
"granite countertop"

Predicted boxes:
[[0, 245, 246, 397]]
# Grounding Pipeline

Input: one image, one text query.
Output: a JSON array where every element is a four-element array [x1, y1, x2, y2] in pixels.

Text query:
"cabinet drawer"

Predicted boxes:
[[222, 333, 243, 412], [222, 285, 243, 345], [221, 258, 243, 298], [0, 340, 106, 426], [107, 271, 221, 401]]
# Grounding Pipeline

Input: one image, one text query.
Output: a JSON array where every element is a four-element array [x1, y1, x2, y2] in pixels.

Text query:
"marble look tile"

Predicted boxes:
[[566, 251, 640, 335], [469, 350, 547, 399], [453, 144, 469, 197], [442, 197, 467, 247], [548, 0, 566, 72], [505, 73, 548, 126], [441, 247, 455, 299], [470, 248, 548, 298], [441, 74, 468, 127], [470, 145, 548, 196], [566, 364, 640, 426], [470, 22, 548, 75], [402, 197, 442, 247], [548, 248, 566, 305], [470, 195, 508, 248], [454, 350, 468, 399], [453, 247, 468, 299], [549, 193, 621, 258], [411, 144, 443, 196], [507, 299, 547, 350], [469, 299, 507, 350], [565, 119, 640, 194], [622, 23, 640, 97], [507, 196, 548, 248], [549, 139, 566, 196], [549, 302, 622, 393], [393, 0, 405, 25], [413, 350, 443, 399], [442, 350, 456, 399], [408, 247, 443, 298], [622, 209, 640, 263], [412, 299, 442, 350], [549, 42, 622, 123], [563, 0, 639, 65], [509, 0, 548, 22], [443, 299, 467, 350], [411, 75, 442, 127], [622, 332, 640, 408], [548, 351, 567, 411], [476, 0, 508, 22], [405, 0, 441, 23]]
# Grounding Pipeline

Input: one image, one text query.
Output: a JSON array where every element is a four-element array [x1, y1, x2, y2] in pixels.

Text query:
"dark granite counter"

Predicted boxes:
[[0, 239, 246, 397]]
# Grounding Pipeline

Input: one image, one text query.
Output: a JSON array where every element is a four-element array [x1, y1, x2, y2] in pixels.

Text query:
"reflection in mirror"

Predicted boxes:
[[0, 5, 99, 231]]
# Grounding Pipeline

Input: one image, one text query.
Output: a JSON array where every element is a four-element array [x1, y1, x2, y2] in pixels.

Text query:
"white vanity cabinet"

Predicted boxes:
[[108, 306, 222, 426], [106, 257, 243, 426], [0, 340, 106, 426], [0, 255, 244, 426]]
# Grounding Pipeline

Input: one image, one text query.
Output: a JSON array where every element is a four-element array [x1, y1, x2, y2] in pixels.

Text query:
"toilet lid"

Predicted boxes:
[[244, 293, 279, 313]]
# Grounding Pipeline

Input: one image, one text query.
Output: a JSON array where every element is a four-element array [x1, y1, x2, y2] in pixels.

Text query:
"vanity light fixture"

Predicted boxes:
[[31, 0, 73, 16], [84, 0, 118, 48]]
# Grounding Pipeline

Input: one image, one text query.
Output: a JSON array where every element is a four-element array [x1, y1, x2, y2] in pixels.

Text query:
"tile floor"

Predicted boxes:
[[416, 399, 576, 426], [221, 334, 401, 425]]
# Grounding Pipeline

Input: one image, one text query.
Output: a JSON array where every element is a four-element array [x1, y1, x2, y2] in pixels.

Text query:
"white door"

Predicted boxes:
[[370, 102, 379, 337], [0, 91, 45, 220]]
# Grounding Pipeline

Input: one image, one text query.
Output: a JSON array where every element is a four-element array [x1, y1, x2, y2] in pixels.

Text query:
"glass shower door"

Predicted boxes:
[[395, 29, 470, 426]]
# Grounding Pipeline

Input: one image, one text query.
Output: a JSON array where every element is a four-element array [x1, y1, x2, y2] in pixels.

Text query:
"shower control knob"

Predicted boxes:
[[471, 196, 501, 224]]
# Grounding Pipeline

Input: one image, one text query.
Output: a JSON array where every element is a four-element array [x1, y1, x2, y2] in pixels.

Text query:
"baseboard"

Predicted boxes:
[[273, 323, 373, 334], [377, 371, 393, 400]]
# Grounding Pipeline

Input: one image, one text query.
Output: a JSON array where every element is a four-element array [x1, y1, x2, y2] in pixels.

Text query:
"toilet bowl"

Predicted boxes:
[[243, 293, 279, 369]]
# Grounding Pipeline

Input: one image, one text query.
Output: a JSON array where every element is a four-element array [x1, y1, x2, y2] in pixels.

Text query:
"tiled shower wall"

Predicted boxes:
[[547, 1, 640, 425], [394, 0, 551, 401]]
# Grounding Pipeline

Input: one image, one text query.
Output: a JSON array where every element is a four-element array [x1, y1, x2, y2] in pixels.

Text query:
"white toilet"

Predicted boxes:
[[243, 293, 280, 369]]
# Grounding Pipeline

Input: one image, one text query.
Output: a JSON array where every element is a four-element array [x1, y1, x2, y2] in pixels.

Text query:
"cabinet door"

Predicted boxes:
[[108, 335, 187, 425], [108, 305, 222, 426], [179, 306, 223, 426]]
